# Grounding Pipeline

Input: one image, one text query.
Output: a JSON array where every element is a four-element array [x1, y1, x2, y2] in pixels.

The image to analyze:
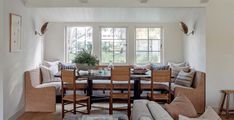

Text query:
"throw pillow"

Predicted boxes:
[[40, 65, 59, 83], [151, 64, 170, 70], [171, 65, 190, 78], [59, 62, 76, 70], [147, 101, 173, 120], [133, 63, 151, 69], [175, 70, 195, 87], [41, 61, 60, 75], [165, 95, 198, 120], [168, 61, 188, 67], [179, 106, 221, 120]]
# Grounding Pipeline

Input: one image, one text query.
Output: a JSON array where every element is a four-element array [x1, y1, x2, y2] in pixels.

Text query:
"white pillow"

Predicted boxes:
[[168, 61, 188, 67], [42, 61, 60, 75], [179, 106, 221, 120], [40, 65, 59, 83]]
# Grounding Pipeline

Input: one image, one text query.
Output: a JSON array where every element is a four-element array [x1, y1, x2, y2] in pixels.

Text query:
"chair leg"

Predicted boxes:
[[168, 93, 171, 103], [128, 98, 131, 118], [62, 100, 64, 118], [74, 101, 76, 114], [109, 97, 113, 114], [87, 98, 91, 114]]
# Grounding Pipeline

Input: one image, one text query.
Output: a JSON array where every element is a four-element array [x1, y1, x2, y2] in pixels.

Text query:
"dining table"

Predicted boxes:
[[55, 69, 151, 102]]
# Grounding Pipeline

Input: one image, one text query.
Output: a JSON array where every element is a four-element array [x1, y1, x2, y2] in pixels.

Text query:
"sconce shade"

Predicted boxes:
[[41, 22, 48, 35], [35, 22, 48, 36], [180, 21, 188, 34], [180, 21, 194, 35]]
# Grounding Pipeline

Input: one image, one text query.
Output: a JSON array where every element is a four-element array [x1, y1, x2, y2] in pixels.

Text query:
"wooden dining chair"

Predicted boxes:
[[61, 69, 90, 118], [148, 69, 171, 103], [109, 66, 131, 117]]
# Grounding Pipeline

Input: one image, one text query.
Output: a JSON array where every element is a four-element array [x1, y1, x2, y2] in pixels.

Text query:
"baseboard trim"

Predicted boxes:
[[8, 107, 25, 120]]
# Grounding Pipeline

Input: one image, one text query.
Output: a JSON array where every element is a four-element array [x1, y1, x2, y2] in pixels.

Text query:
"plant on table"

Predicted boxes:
[[72, 49, 99, 70]]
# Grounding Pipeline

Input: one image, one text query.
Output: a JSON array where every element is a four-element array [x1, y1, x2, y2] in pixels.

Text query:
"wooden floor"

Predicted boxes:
[[17, 104, 234, 120]]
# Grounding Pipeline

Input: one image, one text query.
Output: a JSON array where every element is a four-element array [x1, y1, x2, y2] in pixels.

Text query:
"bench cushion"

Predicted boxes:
[[36, 82, 61, 95]]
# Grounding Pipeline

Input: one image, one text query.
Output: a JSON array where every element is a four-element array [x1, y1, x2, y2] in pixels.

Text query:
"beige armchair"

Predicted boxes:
[[174, 71, 206, 113], [25, 68, 56, 112]]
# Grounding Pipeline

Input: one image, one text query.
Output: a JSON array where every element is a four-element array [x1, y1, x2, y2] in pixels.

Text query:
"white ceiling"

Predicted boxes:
[[24, 0, 209, 7], [33, 7, 203, 23]]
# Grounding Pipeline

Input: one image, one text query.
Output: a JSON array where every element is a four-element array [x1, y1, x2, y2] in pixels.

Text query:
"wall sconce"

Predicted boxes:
[[180, 21, 194, 36], [35, 22, 49, 36]]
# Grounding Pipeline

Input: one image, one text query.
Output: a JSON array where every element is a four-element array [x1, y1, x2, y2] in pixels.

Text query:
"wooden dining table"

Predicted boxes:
[[55, 69, 151, 102]]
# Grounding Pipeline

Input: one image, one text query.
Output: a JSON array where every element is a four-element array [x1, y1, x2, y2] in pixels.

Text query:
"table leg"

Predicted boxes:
[[134, 79, 141, 99], [87, 78, 93, 103]]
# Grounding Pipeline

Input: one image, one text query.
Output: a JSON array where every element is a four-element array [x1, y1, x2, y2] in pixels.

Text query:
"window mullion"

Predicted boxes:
[[113, 27, 114, 63], [148, 28, 150, 62]]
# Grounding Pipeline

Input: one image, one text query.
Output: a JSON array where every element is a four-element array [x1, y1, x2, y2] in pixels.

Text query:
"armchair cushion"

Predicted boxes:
[[132, 100, 153, 120], [147, 101, 173, 120]]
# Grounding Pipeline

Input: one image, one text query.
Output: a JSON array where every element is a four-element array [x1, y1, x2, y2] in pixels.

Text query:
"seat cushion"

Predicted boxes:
[[76, 79, 88, 84], [36, 82, 61, 95], [171, 83, 191, 91], [93, 79, 111, 84], [113, 80, 134, 84]]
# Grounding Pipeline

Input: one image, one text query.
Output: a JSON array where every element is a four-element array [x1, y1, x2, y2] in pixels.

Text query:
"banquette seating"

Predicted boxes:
[[25, 63, 205, 113]]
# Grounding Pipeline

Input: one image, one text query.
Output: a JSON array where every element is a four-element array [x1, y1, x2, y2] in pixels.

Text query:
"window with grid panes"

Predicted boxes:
[[135, 27, 162, 64]]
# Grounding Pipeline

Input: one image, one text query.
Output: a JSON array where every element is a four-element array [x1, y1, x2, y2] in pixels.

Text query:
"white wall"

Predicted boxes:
[[44, 22, 184, 64], [2, 0, 42, 119], [206, 0, 234, 110], [183, 9, 206, 72], [0, 0, 4, 119]]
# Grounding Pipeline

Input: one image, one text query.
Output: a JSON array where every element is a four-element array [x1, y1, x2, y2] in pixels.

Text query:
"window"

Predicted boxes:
[[101, 27, 127, 64], [135, 27, 162, 64], [66, 26, 93, 62]]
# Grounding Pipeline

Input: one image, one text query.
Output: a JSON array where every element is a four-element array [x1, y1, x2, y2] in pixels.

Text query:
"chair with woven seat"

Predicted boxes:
[[147, 69, 171, 103], [109, 66, 131, 117], [61, 69, 90, 118]]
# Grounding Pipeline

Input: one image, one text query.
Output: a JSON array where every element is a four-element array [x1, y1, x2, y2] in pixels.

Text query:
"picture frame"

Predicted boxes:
[[9, 13, 22, 52]]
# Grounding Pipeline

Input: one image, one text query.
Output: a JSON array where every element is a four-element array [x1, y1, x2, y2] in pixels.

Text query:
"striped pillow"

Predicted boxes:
[[59, 62, 76, 70], [175, 70, 195, 87], [171, 65, 190, 78]]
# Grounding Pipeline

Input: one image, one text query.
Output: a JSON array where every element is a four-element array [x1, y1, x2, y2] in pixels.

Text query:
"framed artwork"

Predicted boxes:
[[9, 13, 22, 52]]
